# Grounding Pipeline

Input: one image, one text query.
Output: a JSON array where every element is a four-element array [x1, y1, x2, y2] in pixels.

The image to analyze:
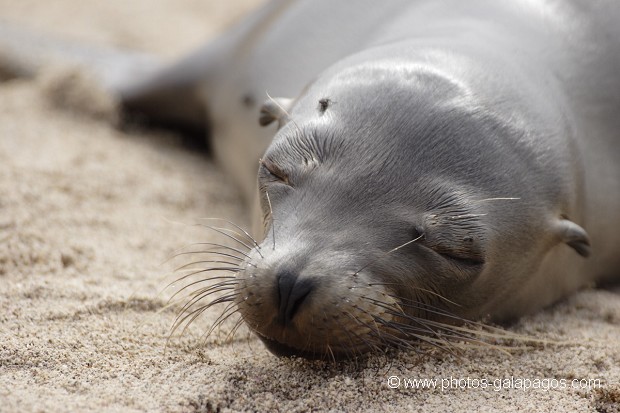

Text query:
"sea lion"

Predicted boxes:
[[191, 0, 620, 359], [3, 0, 619, 359]]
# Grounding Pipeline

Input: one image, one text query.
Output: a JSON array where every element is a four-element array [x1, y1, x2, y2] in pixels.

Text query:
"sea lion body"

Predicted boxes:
[[4, 0, 618, 358], [184, 0, 620, 357]]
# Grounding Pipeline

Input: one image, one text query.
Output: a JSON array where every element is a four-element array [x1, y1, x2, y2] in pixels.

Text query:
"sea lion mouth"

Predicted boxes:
[[236, 265, 411, 360], [255, 330, 373, 361], [257, 335, 329, 360]]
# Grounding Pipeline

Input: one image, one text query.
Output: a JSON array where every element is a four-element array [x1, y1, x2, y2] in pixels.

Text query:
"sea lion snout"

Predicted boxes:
[[235, 240, 405, 358]]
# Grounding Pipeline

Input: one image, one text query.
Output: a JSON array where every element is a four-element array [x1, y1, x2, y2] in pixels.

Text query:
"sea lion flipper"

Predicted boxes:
[[117, 51, 211, 135], [0, 22, 161, 89], [556, 219, 591, 257], [0, 21, 210, 134]]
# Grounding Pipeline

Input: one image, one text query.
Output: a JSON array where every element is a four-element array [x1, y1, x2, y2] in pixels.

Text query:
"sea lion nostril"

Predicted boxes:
[[277, 271, 313, 325]]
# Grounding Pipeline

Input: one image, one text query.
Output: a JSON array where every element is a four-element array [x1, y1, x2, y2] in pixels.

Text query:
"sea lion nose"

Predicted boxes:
[[277, 270, 313, 325]]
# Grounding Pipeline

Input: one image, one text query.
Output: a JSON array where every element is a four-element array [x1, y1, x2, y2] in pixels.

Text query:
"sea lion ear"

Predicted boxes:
[[555, 218, 591, 257], [259, 97, 293, 127]]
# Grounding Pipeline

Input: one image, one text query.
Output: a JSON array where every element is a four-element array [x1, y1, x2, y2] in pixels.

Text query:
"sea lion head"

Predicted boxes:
[[234, 56, 590, 359]]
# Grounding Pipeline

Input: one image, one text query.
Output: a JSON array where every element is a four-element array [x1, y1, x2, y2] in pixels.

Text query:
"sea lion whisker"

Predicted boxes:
[[353, 233, 424, 276], [446, 337, 523, 354], [172, 304, 217, 339], [384, 291, 468, 317], [174, 266, 241, 275], [447, 213, 487, 220], [202, 302, 240, 342], [199, 225, 255, 247], [213, 313, 247, 348], [172, 292, 237, 329], [333, 317, 372, 362], [382, 317, 489, 348], [361, 320, 426, 355], [366, 282, 461, 307], [234, 312, 261, 331], [393, 301, 475, 328], [265, 189, 276, 250], [356, 302, 454, 350], [171, 293, 239, 338], [361, 296, 449, 340], [325, 344, 336, 363], [227, 314, 247, 343], [476, 197, 521, 202], [179, 280, 238, 300], [166, 275, 236, 296], [386, 296, 511, 337], [265, 91, 305, 138], [194, 224, 253, 252], [173, 284, 237, 316], [346, 309, 420, 353], [170, 250, 246, 262], [206, 300, 238, 331], [418, 322, 509, 349], [324, 318, 355, 358], [173, 260, 241, 272], [198, 217, 262, 252], [164, 248, 246, 266], [174, 264, 242, 274], [420, 319, 541, 345], [371, 316, 460, 357], [168, 280, 238, 303], [402, 327, 519, 354], [341, 312, 390, 356], [170, 242, 255, 260], [168, 267, 241, 286], [164, 285, 235, 310]]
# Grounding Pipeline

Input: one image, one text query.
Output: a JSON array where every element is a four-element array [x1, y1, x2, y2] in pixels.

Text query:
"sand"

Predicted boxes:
[[0, 1, 619, 412]]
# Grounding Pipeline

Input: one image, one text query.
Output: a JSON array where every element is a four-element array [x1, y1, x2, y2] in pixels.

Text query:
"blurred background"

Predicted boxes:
[[0, 0, 261, 58]]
